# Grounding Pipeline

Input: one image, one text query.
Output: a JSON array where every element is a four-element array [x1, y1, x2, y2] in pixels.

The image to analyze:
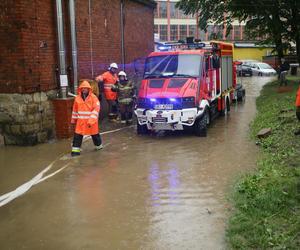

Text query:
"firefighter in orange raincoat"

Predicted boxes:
[[71, 81, 102, 156], [95, 63, 119, 120]]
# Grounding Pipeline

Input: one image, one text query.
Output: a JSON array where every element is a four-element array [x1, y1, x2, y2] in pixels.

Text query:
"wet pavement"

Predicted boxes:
[[0, 76, 275, 250]]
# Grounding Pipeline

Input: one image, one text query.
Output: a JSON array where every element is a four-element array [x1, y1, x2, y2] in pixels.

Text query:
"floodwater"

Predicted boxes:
[[0, 76, 274, 250]]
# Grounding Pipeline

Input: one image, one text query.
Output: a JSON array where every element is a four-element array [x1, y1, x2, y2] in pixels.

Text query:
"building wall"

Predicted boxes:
[[154, 0, 246, 42], [75, 0, 154, 79], [0, 0, 155, 145], [0, 0, 58, 145], [76, 0, 122, 80], [233, 48, 274, 61], [124, 0, 154, 65], [0, 0, 58, 94]]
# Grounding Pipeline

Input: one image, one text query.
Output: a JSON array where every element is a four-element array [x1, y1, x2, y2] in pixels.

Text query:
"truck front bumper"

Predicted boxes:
[[135, 108, 203, 130]]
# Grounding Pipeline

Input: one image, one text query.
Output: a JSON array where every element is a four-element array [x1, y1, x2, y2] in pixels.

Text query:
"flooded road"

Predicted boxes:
[[0, 77, 274, 249]]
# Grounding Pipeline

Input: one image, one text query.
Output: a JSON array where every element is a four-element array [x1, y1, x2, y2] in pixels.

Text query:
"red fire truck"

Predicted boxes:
[[135, 41, 240, 136]]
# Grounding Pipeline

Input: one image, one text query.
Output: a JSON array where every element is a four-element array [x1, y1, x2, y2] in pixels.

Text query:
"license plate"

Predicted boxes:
[[152, 117, 167, 123], [154, 104, 173, 110]]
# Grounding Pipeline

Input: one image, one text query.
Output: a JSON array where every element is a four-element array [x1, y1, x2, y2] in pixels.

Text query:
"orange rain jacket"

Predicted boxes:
[[98, 71, 118, 100], [296, 86, 300, 120], [296, 86, 300, 107], [71, 81, 100, 135]]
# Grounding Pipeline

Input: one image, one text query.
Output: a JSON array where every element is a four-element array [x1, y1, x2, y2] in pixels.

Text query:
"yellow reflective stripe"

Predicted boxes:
[[77, 116, 90, 119], [104, 84, 114, 89], [78, 111, 92, 115], [90, 115, 98, 119], [92, 110, 98, 115], [71, 116, 78, 119], [72, 147, 81, 152]]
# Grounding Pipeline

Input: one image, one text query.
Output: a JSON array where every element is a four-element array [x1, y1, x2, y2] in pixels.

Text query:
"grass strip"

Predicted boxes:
[[227, 78, 300, 249]]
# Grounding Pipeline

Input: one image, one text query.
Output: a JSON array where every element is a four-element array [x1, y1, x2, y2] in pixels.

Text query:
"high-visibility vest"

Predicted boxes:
[[71, 81, 100, 135]]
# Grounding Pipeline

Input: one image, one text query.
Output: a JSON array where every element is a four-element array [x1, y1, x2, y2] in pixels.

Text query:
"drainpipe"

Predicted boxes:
[[88, 0, 94, 77], [120, 0, 125, 70], [69, 0, 78, 93], [55, 0, 67, 98]]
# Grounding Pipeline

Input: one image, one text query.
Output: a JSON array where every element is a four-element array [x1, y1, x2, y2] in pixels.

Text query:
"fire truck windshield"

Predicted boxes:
[[144, 54, 202, 79]]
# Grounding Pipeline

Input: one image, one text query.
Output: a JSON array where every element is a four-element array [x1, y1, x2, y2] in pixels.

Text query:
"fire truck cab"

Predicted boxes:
[[135, 41, 237, 136]]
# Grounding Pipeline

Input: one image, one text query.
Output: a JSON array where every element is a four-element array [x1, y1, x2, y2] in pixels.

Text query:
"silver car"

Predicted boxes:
[[245, 62, 277, 76]]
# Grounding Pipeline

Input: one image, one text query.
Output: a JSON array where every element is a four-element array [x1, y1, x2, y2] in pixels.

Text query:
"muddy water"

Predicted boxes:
[[0, 77, 274, 250]]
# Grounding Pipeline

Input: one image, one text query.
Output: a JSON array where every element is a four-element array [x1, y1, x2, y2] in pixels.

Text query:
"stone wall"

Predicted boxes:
[[0, 90, 57, 145]]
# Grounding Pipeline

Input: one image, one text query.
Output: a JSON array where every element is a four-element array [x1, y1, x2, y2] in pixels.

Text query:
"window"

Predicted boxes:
[[154, 25, 158, 34], [170, 25, 178, 41], [257, 63, 273, 69], [160, 25, 167, 41], [149, 79, 165, 88], [225, 28, 233, 40], [199, 29, 206, 41], [159, 1, 167, 18], [214, 25, 223, 40], [240, 26, 244, 40], [207, 25, 214, 40], [178, 8, 192, 19], [234, 25, 241, 40], [179, 25, 187, 41], [209, 25, 225, 40], [170, 2, 177, 18], [144, 55, 203, 78], [178, 9, 185, 19], [188, 25, 196, 37], [168, 79, 188, 88]]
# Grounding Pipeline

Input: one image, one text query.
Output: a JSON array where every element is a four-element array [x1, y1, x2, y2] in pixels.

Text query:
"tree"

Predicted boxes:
[[176, 0, 300, 63], [284, 0, 300, 64]]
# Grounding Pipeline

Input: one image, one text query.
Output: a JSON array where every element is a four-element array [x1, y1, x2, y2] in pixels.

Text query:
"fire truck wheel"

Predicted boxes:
[[220, 97, 230, 116], [226, 98, 230, 112], [194, 110, 208, 137], [137, 122, 148, 135]]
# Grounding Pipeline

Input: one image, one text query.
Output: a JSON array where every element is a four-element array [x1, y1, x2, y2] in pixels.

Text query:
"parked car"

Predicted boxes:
[[236, 63, 253, 77], [245, 62, 277, 76]]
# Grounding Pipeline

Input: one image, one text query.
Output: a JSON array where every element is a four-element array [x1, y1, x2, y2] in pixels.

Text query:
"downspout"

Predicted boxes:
[[69, 0, 78, 93], [88, 0, 94, 77], [120, 0, 125, 70], [55, 0, 67, 98]]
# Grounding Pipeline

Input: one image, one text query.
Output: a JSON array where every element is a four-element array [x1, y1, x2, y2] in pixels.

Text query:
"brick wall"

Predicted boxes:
[[0, 0, 154, 94], [0, 0, 24, 93], [0, 0, 155, 145], [76, 0, 154, 79], [124, 0, 154, 65], [0, 0, 59, 94]]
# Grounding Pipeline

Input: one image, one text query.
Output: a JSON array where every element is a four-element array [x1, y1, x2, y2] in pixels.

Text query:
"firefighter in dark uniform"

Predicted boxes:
[[111, 71, 135, 124]]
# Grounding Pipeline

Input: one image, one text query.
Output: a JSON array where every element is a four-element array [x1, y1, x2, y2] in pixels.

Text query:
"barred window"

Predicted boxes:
[[170, 25, 178, 41], [160, 25, 168, 41], [179, 25, 187, 41]]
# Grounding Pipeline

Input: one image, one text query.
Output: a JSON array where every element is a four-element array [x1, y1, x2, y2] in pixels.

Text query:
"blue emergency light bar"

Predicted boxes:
[[157, 42, 207, 51]]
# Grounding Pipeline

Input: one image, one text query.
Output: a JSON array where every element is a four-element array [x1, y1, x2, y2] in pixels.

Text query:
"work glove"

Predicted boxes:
[[111, 85, 118, 92]]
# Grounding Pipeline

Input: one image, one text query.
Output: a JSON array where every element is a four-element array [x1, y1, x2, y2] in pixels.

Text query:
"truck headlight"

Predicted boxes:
[[182, 97, 195, 108]]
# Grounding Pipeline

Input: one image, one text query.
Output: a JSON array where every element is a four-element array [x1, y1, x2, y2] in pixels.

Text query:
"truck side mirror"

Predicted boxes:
[[212, 55, 220, 69]]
